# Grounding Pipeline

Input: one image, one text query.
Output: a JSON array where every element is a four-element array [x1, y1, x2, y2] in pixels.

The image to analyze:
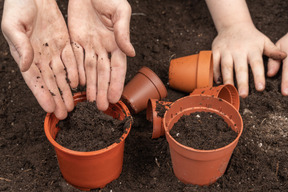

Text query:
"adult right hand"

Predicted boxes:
[[1, 0, 79, 119]]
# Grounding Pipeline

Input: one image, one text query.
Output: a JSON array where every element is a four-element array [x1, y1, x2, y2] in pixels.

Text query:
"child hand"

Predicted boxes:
[[212, 23, 286, 97], [267, 33, 288, 95]]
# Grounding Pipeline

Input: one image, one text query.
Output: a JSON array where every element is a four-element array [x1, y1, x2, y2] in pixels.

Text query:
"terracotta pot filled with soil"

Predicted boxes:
[[44, 92, 133, 191], [163, 95, 243, 186], [146, 99, 172, 138], [121, 66, 168, 114], [190, 84, 240, 110], [169, 50, 213, 93]]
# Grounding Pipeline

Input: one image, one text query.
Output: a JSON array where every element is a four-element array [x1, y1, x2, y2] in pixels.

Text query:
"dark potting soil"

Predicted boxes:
[[170, 112, 238, 150], [55, 101, 130, 152], [155, 101, 171, 118], [1, 0, 288, 191]]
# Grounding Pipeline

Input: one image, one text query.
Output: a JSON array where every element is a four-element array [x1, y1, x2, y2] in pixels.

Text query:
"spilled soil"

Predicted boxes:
[[0, 0, 287, 191]]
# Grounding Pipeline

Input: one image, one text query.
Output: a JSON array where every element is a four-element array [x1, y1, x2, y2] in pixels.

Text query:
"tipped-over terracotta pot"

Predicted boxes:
[[44, 92, 132, 191], [146, 99, 172, 138], [121, 66, 167, 114], [190, 84, 240, 111], [169, 50, 213, 93], [163, 95, 243, 186]]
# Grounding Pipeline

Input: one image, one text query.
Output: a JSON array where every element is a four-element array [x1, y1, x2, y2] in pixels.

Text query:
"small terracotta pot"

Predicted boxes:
[[146, 99, 172, 138], [163, 95, 243, 186], [169, 50, 213, 93], [190, 84, 240, 111], [44, 92, 132, 191], [121, 66, 167, 114]]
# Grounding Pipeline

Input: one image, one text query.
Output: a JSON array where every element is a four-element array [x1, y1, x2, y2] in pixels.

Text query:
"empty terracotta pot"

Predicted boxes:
[[169, 50, 213, 93], [163, 95, 243, 186], [190, 84, 240, 111], [44, 92, 132, 191], [121, 66, 167, 114], [146, 99, 172, 138]]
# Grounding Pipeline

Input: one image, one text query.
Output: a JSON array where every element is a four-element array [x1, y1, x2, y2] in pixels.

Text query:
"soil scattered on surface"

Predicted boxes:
[[170, 112, 238, 150], [56, 101, 130, 151]]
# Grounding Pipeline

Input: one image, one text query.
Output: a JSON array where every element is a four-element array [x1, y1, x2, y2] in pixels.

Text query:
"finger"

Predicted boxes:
[[61, 43, 79, 88], [97, 51, 110, 111], [21, 64, 55, 113], [248, 51, 265, 91], [281, 57, 288, 96], [108, 49, 126, 103], [220, 53, 234, 85], [113, 2, 135, 57], [71, 42, 86, 86], [233, 54, 249, 98], [1, 26, 34, 72], [40, 62, 68, 120], [264, 38, 287, 60], [267, 42, 282, 77], [51, 57, 74, 112], [84, 50, 97, 101], [212, 50, 222, 84]]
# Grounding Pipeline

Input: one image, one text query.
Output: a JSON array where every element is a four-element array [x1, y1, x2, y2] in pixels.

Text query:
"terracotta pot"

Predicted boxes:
[[190, 84, 240, 111], [169, 50, 213, 93], [44, 92, 132, 191], [121, 66, 167, 114], [146, 99, 172, 138], [163, 95, 243, 186]]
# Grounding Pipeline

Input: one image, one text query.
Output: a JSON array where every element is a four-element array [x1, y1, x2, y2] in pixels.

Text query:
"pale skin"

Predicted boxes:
[[206, 0, 287, 98], [1, 0, 79, 120], [2, 0, 287, 119], [267, 33, 288, 95], [68, 0, 135, 111], [1, 0, 135, 118]]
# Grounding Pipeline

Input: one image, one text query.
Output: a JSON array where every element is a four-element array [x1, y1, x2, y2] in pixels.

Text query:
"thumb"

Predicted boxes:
[[113, 3, 136, 57], [2, 24, 34, 72], [264, 38, 287, 61]]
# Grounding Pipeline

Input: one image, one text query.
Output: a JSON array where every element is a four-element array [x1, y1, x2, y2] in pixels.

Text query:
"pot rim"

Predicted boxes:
[[163, 95, 243, 153], [44, 92, 132, 157]]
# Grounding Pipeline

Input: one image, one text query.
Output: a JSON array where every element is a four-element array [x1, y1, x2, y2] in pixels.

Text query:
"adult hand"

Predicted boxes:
[[68, 0, 135, 111], [1, 0, 79, 119], [212, 24, 286, 97], [267, 33, 288, 95]]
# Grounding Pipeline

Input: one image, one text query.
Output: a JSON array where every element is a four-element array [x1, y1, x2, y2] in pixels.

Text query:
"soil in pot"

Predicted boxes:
[[155, 101, 171, 118], [55, 101, 131, 152], [170, 112, 238, 150]]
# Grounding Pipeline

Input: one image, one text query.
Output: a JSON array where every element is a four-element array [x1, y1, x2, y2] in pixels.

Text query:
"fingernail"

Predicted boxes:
[[257, 83, 264, 91], [283, 88, 288, 95], [239, 89, 247, 98]]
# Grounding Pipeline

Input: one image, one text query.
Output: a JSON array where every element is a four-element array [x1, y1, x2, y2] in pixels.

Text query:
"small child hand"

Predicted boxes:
[[267, 33, 288, 95]]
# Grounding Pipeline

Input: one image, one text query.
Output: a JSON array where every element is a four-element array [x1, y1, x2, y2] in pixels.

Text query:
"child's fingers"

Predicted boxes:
[[212, 50, 222, 84], [281, 57, 288, 95], [264, 38, 287, 60], [248, 51, 265, 91], [233, 53, 249, 98], [267, 58, 281, 77], [220, 53, 234, 85]]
